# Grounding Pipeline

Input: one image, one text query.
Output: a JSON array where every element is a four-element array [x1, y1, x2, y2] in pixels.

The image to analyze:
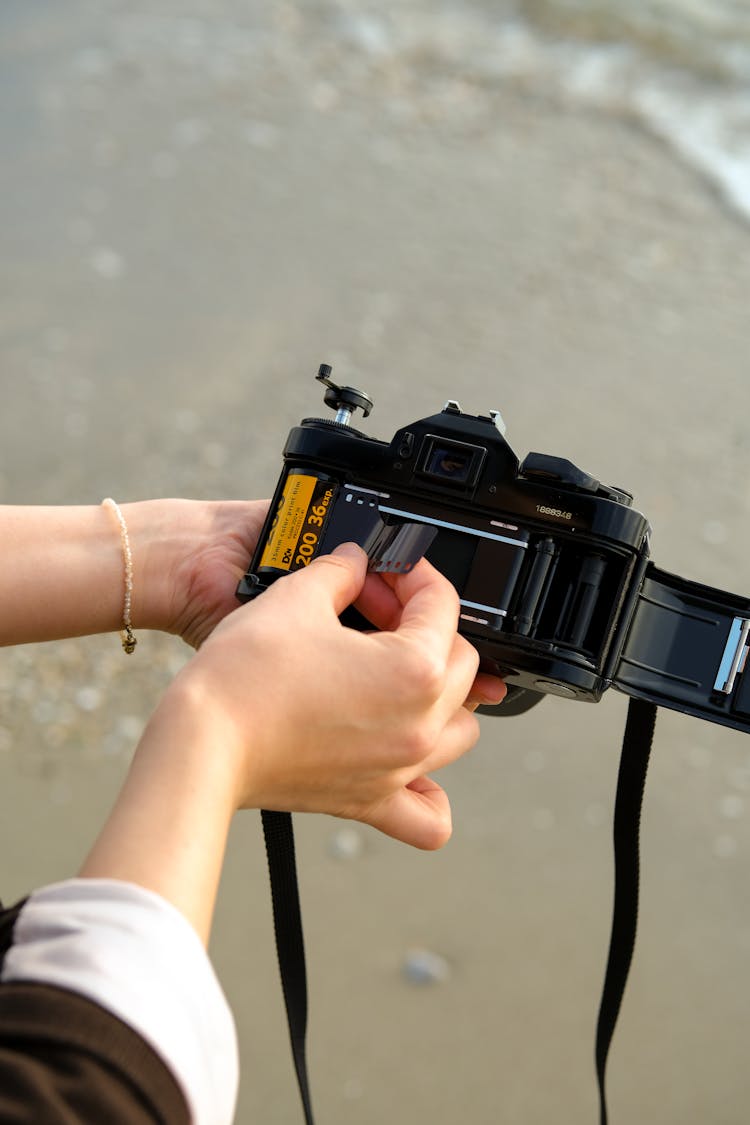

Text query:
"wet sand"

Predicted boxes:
[[1, 5, 750, 1123]]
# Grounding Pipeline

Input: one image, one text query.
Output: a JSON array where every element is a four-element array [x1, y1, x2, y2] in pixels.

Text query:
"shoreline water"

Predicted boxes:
[[309, 4, 750, 224], [7, 2, 747, 224]]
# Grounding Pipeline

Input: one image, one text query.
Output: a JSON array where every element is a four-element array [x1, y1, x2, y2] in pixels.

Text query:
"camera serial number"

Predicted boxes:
[[537, 504, 572, 520]]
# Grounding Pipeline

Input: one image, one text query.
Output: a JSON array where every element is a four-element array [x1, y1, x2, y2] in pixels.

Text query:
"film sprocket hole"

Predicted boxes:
[[238, 364, 750, 733]]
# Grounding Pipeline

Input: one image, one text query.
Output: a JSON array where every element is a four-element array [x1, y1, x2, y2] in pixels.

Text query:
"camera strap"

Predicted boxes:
[[595, 697, 656, 1124], [261, 809, 315, 1125], [261, 697, 657, 1125]]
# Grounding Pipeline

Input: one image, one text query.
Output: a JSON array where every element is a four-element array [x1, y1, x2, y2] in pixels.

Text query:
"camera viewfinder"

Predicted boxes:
[[418, 436, 485, 489]]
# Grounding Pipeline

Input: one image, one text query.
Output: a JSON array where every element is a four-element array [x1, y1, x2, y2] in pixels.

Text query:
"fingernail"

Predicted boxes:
[[479, 682, 507, 705], [332, 542, 365, 561]]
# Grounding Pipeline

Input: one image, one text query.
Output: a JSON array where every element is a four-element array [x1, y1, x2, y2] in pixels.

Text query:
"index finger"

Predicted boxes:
[[388, 557, 461, 662]]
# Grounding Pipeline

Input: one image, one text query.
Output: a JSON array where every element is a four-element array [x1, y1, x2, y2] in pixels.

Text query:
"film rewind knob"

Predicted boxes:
[[316, 364, 374, 426]]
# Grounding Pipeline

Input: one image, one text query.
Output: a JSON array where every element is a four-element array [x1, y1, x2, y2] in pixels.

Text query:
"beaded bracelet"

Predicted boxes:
[[101, 497, 137, 654]]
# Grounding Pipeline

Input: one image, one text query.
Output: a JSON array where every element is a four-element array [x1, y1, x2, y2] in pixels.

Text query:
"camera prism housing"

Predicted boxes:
[[238, 369, 750, 732]]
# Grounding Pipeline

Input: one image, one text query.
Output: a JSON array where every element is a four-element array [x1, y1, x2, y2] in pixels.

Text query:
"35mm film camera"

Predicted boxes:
[[239, 366, 750, 734], [239, 367, 750, 1125]]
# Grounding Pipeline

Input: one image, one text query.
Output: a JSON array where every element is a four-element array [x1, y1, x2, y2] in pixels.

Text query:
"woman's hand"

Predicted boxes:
[[168, 543, 505, 849], [126, 499, 270, 648], [80, 542, 506, 942]]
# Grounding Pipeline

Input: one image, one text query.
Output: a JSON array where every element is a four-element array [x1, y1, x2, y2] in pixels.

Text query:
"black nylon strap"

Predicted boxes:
[[262, 702, 656, 1125], [595, 698, 657, 1125], [261, 809, 315, 1125]]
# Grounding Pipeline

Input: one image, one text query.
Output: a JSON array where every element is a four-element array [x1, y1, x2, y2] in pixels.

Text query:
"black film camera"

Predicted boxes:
[[239, 365, 750, 734]]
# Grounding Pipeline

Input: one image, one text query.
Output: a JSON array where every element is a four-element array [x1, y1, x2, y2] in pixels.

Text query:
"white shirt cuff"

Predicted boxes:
[[1, 877, 239, 1125]]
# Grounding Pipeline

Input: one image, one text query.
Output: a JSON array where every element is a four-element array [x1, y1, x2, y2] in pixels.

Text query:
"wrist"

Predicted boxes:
[[152, 670, 250, 811], [121, 498, 268, 646], [117, 500, 179, 634]]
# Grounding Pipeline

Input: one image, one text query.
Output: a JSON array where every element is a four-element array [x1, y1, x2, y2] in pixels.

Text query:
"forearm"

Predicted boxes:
[[78, 679, 239, 945], [0, 502, 171, 646], [0, 504, 121, 645]]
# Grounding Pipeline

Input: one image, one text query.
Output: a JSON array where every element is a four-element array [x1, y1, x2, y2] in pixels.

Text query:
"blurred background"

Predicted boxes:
[[1, 2, 749, 1122]]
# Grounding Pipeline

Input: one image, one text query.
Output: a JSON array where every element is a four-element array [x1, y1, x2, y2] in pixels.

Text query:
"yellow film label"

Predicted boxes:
[[259, 472, 337, 572]]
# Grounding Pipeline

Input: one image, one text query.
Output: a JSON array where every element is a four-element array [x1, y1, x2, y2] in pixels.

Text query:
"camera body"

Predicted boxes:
[[239, 368, 750, 730], [238, 369, 654, 711], [241, 369, 750, 1125]]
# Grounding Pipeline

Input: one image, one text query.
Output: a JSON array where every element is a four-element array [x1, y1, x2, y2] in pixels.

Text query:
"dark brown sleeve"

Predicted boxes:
[[0, 982, 190, 1124]]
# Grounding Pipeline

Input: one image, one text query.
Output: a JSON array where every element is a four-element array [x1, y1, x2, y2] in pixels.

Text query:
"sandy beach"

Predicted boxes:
[[1, 4, 750, 1123]]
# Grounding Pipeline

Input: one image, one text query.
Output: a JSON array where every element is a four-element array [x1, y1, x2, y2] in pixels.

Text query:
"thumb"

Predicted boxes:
[[360, 777, 454, 850], [283, 542, 368, 618]]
